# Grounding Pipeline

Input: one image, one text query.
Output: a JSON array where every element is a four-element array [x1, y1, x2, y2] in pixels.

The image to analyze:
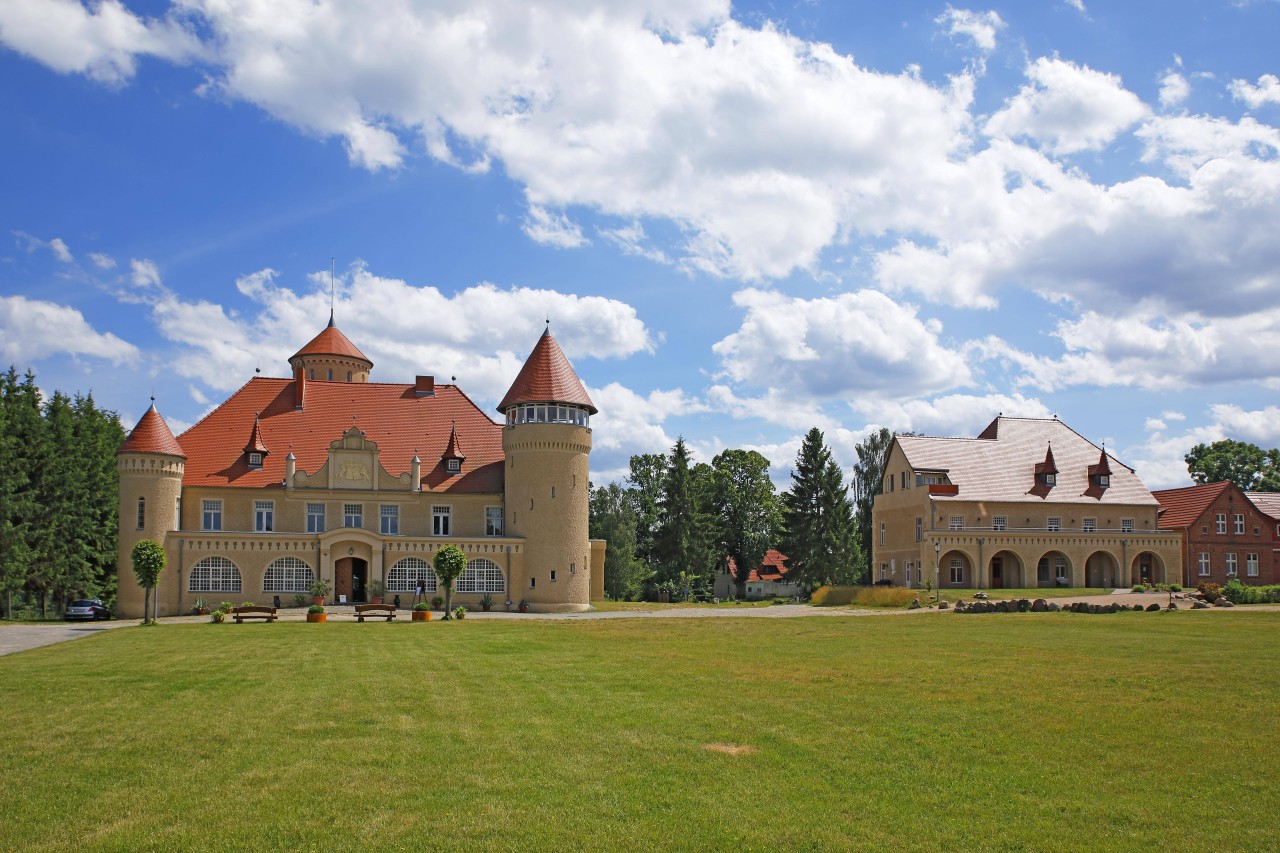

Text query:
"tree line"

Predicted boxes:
[[589, 427, 894, 601], [0, 367, 125, 618]]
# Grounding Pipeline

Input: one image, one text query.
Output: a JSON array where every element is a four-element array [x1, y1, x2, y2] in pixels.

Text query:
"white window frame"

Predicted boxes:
[[1216, 513, 1227, 534], [1121, 518, 1134, 533], [1247, 553, 1259, 577], [1235, 513, 1245, 535], [992, 516, 1007, 532], [878, 523, 885, 546], [915, 518, 923, 542], [380, 504, 399, 536], [949, 558, 964, 585], [387, 557, 438, 594], [485, 506, 504, 537], [1098, 474, 1109, 487], [1082, 517, 1096, 533], [188, 555, 241, 592], [254, 500, 274, 533], [433, 505, 452, 536], [1044, 473, 1056, 486], [248, 452, 262, 467], [262, 556, 313, 593], [202, 499, 222, 532], [446, 458, 461, 473], [1047, 516, 1061, 532], [456, 558, 505, 593], [1225, 553, 1238, 576], [344, 503, 363, 529], [948, 515, 964, 531], [306, 503, 325, 534], [1198, 553, 1210, 576], [1054, 557, 1067, 582]]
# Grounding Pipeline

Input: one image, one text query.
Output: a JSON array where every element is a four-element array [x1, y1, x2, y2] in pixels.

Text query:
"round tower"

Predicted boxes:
[[117, 402, 185, 619], [497, 327, 597, 613], [288, 312, 373, 383]]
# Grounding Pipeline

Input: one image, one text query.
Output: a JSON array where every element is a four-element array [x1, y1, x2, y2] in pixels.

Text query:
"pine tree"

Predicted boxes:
[[652, 438, 715, 588], [0, 368, 32, 617], [781, 427, 859, 590]]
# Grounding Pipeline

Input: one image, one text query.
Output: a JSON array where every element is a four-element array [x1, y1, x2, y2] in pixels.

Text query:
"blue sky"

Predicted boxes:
[[3, 0, 1280, 489]]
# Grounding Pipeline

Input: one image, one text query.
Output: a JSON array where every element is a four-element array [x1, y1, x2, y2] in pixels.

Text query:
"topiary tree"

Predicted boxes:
[[130, 539, 166, 625], [433, 545, 466, 619]]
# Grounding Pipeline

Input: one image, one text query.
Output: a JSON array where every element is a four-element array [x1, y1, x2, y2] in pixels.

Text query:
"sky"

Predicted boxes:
[[3, 0, 1280, 491]]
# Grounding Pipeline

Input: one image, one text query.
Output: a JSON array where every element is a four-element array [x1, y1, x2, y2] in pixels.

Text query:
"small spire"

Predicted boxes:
[[328, 257, 336, 327]]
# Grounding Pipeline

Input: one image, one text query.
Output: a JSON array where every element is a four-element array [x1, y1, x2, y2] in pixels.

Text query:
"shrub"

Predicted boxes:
[[431, 595, 444, 610], [1220, 579, 1280, 605], [210, 610, 226, 623], [1197, 582, 1222, 602], [853, 587, 920, 608], [810, 585, 859, 606], [307, 578, 332, 599], [292, 593, 308, 608], [218, 601, 234, 613], [453, 606, 467, 620], [413, 602, 430, 612], [307, 604, 326, 614], [1170, 584, 1182, 592], [240, 602, 254, 608], [1131, 584, 1147, 593]]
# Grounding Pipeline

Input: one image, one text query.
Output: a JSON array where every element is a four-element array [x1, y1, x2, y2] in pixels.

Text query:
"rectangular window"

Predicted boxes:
[[1198, 553, 1210, 576], [1098, 474, 1109, 487], [1226, 553, 1238, 576], [1216, 513, 1227, 534], [1235, 514, 1245, 534], [175, 496, 181, 529], [1044, 473, 1056, 485], [248, 452, 262, 467], [992, 516, 1007, 531], [1047, 516, 1061, 532], [254, 500, 274, 533], [1121, 518, 1134, 533], [915, 518, 923, 542], [949, 558, 963, 585], [551, 570, 557, 582], [306, 503, 325, 534], [1247, 553, 1259, 577], [878, 523, 885, 546], [1082, 517, 1096, 533], [202, 499, 222, 531], [530, 577, 536, 589], [486, 507, 504, 536], [433, 506, 452, 536], [136, 497, 145, 530], [949, 515, 964, 531], [344, 503, 363, 528], [901, 472, 907, 490], [1055, 558, 1067, 581], [446, 458, 461, 473], [1037, 558, 1050, 584], [380, 505, 399, 535]]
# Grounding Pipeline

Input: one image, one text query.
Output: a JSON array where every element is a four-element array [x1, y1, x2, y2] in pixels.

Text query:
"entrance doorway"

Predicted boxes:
[[991, 557, 1003, 589], [335, 557, 369, 604]]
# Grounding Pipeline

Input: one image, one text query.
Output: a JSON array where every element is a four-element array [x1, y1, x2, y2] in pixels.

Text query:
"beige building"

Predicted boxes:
[[116, 317, 606, 617], [872, 417, 1181, 590]]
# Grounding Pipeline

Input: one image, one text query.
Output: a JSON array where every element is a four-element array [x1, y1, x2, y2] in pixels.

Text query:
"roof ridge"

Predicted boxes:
[[177, 375, 267, 440]]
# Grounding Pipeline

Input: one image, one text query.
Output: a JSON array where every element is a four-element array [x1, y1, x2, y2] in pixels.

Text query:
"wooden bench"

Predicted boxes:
[[354, 603, 397, 622], [232, 605, 277, 623]]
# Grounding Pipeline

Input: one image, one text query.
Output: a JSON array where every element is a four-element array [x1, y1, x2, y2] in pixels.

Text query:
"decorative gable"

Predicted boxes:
[[243, 414, 269, 469], [1088, 447, 1112, 490], [1034, 443, 1058, 488]]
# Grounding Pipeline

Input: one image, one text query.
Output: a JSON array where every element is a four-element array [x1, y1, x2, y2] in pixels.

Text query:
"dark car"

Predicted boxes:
[[65, 599, 111, 621]]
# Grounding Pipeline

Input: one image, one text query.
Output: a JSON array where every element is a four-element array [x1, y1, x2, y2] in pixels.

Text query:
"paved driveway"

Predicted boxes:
[[0, 620, 134, 657]]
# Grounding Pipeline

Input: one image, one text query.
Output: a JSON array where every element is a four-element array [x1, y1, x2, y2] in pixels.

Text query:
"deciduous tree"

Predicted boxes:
[[1185, 439, 1280, 491], [851, 427, 893, 583], [130, 539, 166, 625], [589, 481, 649, 600], [433, 544, 466, 617], [711, 449, 779, 600]]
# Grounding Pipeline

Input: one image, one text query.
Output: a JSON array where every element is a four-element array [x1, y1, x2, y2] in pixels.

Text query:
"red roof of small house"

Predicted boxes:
[[497, 328, 596, 414], [176, 377, 502, 492], [1151, 482, 1232, 529], [727, 550, 789, 583], [119, 405, 185, 458], [290, 320, 371, 364], [1246, 491, 1280, 521]]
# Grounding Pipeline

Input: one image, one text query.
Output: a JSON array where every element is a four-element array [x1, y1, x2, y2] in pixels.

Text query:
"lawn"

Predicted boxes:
[[3, 612, 1278, 851]]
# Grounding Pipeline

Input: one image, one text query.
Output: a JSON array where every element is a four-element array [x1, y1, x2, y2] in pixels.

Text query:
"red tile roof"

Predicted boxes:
[[896, 417, 1154, 505], [1246, 491, 1280, 521], [727, 550, 789, 583], [1152, 481, 1232, 528], [441, 422, 465, 461], [290, 321, 371, 364], [243, 414, 269, 455], [177, 377, 502, 493], [497, 328, 596, 414], [119, 405, 185, 458]]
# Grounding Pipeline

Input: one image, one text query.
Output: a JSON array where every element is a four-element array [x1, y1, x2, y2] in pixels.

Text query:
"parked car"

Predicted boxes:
[[65, 599, 111, 621]]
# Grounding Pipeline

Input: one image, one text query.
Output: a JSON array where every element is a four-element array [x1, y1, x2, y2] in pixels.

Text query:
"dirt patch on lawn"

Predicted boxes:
[[703, 743, 759, 757]]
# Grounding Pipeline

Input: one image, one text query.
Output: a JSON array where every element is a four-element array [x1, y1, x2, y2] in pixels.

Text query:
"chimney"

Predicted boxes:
[[411, 455, 421, 491], [294, 366, 306, 410], [415, 375, 435, 397], [285, 452, 296, 488]]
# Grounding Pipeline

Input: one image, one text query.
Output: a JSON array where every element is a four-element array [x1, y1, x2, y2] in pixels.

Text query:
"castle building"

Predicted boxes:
[[872, 416, 1182, 590], [116, 318, 605, 617]]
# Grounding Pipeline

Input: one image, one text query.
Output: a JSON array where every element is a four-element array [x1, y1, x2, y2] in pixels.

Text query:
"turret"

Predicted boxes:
[[288, 312, 373, 384], [497, 326, 596, 612], [117, 401, 185, 619]]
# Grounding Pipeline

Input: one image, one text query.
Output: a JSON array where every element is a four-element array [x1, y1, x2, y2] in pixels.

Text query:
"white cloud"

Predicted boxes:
[[13, 231, 74, 262], [0, 0, 201, 84], [1064, 0, 1087, 13], [935, 7, 1005, 52], [851, 393, 1052, 437], [522, 205, 588, 249], [0, 295, 139, 365], [598, 221, 669, 264], [1229, 73, 1280, 109], [48, 237, 73, 263], [88, 252, 117, 269], [1206, 403, 1280, 446], [712, 288, 972, 400], [985, 57, 1149, 154], [130, 258, 163, 288], [1158, 70, 1189, 107]]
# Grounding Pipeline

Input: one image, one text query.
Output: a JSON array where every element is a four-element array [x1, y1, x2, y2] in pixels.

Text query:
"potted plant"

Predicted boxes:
[[480, 593, 494, 612], [431, 595, 444, 611], [452, 605, 467, 620], [308, 578, 332, 607], [292, 593, 308, 608], [211, 609, 226, 623], [306, 604, 327, 623], [518, 598, 529, 613], [412, 602, 432, 622], [192, 598, 208, 616], [369, 579, 385, 605]]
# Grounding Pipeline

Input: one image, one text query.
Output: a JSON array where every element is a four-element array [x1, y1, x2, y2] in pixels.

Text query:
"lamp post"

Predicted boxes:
[[934, 541, 941, 605]]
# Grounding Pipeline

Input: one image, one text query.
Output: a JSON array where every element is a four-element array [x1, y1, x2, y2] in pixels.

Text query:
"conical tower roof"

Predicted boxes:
[[497, 327, 597, 414], [243, 414, 269, 455], [289, 316, 371, 365], [119, 403, 185, 458], [442, 420, 466, 461]]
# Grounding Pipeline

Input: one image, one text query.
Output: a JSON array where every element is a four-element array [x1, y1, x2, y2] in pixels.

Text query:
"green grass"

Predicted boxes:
[[589, 598, 779, 612], [3, 613, 1279, 851]]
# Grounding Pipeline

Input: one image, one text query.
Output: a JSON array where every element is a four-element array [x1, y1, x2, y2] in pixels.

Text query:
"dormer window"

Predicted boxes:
[[248, 452, 262, 468], [1098, 475, 1109, 487], [447, 459, 461, 473], [1034, 443, 1058, 489], [1043, 473, 1055, 485], [1088, 447, 1112, 490]]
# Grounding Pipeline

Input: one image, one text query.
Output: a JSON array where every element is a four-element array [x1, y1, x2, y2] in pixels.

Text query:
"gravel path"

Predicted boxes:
[[0, 620, 135, 657]]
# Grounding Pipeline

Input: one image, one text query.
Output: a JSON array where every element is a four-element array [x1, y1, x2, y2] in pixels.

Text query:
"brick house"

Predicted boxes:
[[1152, 482, 1279, 587], [713, 550, 795, 600]]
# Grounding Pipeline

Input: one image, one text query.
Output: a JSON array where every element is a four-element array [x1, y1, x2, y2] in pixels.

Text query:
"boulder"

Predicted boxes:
[[1192, 600, 1210, 609], [1214, 597, 1234, 608], [1133, 604, 1145, 611], [909, 598, 921, 610], [938, 600, 949, 610], [1145, 603, 1161, 612], [1048, 602, 1061, 612], [1017, 599, 1031, 612], [1166, 602, 1179, 610], [1031, 598, 1048, 612]]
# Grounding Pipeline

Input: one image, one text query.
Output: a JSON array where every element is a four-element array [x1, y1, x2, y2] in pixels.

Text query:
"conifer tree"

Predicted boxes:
[[781, 427, 859, 590], [652, 438, 715, 588]]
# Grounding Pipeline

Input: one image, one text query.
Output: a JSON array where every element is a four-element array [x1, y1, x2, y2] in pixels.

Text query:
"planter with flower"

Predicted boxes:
[[308, 578, 332, 607], [412, 603, 432, 621], [306, 604, 327, 623]]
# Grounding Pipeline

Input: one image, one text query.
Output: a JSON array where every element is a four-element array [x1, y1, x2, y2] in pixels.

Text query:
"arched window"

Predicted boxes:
[[189, 556, 242, 592], [263, 556, 313, 593], [456, 558, 505, 593], [388, 557, 437, 593]]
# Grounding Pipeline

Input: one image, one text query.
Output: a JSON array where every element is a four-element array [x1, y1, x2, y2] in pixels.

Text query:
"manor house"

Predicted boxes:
[[116, 316, 605, 618], [873, 416, 1182, 590]]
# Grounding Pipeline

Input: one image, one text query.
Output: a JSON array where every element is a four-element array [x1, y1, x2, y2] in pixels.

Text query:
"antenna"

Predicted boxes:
[[329, 257, 335, 327]]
